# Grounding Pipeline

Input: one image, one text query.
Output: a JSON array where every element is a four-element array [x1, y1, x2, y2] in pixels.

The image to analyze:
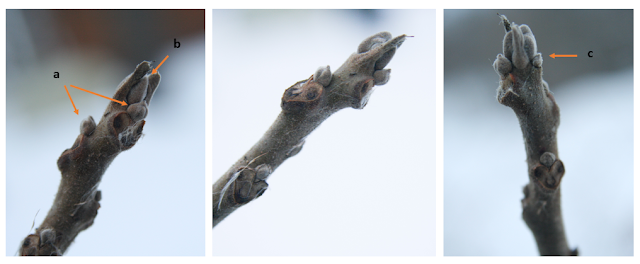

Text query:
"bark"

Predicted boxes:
[[213, 32, 407, 228], [20, 61, 161, 256], [493, 14, 577, 256]]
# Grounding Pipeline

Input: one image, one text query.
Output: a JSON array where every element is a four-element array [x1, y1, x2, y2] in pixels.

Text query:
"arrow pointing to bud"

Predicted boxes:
[[152, 55, 169, 74], [64, 85, 79, 115], [549, 53, 577, 59], [69, 85, 127, 106]]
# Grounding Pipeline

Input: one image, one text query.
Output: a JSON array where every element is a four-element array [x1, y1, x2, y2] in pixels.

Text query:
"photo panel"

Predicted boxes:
[[212, 9, 436, 256], [6, 9, 205, 256], [444, 9, 633, 256]]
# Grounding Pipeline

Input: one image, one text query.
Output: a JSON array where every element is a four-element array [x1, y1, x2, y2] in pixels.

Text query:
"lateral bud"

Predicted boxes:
[[80, 116, 96, 136], [281, 77, 324, 113], [314, 65, 332, 87]]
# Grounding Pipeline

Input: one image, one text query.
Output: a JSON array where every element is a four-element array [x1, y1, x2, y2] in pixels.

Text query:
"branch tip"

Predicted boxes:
[[22, 61, 161, 255], [494, 14, 572, 255]]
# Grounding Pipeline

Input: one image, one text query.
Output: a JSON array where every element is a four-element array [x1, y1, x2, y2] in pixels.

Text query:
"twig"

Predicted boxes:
[[213, 32, 407, 228], [493, 14, 577, 256], [20, 61, 161, 256]]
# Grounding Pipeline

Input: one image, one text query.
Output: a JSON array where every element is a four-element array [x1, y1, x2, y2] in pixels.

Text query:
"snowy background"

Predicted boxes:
[[212, 10, 436, 256], [444, 10, 633, 256], [6, 10, 205, 256]]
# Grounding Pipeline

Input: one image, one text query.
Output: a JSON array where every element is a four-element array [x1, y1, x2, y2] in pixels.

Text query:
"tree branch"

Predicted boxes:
[[493, 14, 576, 256], [213, 32, 407, 228], [20, 61, 161, 256]]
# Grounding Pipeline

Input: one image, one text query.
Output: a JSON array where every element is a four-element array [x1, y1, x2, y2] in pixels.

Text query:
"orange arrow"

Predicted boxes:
[[64, 85, 79, 115], [152, 55, 169, 74], [549, 53, 577, 59], [70, 85, 127, 106]]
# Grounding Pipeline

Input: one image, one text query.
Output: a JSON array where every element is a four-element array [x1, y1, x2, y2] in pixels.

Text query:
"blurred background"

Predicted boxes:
[[212, 10, 436, 256], [6, 10, 204, 256], [444, 10, 633, 256]]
